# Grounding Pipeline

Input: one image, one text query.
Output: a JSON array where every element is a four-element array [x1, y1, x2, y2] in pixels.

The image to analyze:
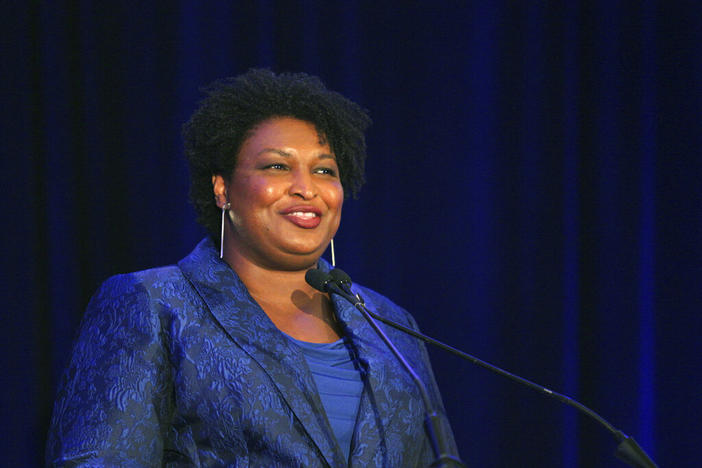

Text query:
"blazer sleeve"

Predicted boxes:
[[46, 274, 173, 467]]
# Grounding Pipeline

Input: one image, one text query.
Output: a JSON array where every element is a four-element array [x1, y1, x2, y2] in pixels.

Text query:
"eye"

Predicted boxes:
[[314, 167, 338, 177], [262, 163, 288, 171]]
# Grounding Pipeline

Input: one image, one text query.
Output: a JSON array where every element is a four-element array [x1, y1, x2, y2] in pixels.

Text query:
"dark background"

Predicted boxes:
[[2, 1, 700, 467]]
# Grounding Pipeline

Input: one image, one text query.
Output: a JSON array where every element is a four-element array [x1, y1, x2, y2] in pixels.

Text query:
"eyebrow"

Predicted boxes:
[[257, 148, 336, 160]]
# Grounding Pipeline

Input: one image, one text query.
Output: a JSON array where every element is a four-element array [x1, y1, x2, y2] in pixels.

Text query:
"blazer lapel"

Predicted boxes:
[[177, 239, 346, 467], [331, 285, 425, 467]]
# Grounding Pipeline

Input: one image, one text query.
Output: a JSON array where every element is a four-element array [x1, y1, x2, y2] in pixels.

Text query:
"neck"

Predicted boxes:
[[223, 243, 317, 298], [222, 243, 340, 343]]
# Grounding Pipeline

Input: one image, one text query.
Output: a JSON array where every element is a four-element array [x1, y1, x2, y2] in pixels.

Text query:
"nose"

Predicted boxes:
[[288, 169, 317, 199]]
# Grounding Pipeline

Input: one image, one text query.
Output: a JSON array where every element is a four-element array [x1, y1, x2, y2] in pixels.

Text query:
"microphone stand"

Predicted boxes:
[[326, 269, 658, 468], [306, 270, 464, 467]]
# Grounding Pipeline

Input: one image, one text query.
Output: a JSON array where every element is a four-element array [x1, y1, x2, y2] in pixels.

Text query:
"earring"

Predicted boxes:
[[330, 238, 336, 267], [220, 202, 230, 259]]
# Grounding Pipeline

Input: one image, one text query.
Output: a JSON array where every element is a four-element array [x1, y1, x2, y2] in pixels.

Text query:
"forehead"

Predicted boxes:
[[242, 117, 329, 152]]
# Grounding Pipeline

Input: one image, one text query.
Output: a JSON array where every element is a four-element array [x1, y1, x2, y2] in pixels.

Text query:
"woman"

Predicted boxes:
[[46, 69, 458, 467]]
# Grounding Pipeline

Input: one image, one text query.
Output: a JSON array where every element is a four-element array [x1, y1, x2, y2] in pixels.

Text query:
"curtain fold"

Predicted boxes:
[[2, 1, 699, 466]]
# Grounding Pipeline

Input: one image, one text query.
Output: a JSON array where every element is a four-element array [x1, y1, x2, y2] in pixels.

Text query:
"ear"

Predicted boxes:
[[212, 174, 228, 208]]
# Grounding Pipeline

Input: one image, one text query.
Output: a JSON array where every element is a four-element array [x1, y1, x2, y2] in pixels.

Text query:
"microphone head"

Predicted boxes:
[[329, 268, 352, 285], [305, 268, 333, 292]]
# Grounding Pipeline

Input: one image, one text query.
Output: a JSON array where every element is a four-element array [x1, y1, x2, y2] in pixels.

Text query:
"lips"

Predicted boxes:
[[280, 205, 322, 229]]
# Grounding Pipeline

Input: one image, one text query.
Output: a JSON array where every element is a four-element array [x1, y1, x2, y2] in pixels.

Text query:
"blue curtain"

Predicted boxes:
[[3, 1, 700, 466]]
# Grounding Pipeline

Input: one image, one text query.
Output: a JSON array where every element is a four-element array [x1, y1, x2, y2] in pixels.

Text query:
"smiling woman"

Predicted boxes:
[[45, 69, 458, 467], [215, 118, 343, 273], [214, 117, 345, 343]]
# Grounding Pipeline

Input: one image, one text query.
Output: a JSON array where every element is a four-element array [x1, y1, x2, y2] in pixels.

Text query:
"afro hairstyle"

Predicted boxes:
[[182, 68, 372, 240]]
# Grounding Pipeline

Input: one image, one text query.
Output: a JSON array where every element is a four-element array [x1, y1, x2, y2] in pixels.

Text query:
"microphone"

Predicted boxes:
[[317, 268, 658, 468], [329, 268, 353, 292], [305, 268, 464, 467], [305, 268, 336, 293]]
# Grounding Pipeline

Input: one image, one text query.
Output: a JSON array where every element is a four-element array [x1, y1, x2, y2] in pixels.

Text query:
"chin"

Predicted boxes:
[[272, 255, 321, 272], [279, 238, 328, 255], [275, 246, 327, 270]]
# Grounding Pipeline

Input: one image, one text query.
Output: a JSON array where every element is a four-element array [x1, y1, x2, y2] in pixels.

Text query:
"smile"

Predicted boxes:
[[280, 207, 323, 229], [287, 211, 318, 219]]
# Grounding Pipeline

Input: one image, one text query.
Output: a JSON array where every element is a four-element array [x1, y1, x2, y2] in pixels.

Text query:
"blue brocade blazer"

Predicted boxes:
[[46, 238, 457, 467]]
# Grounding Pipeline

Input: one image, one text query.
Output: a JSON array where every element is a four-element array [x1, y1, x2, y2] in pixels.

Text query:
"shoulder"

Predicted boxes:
[[98, 264, 183, 291], [66, 265, 197, 386], [92, 265, 190, 305], [93, 237, 220, 308], [82, 264, 202, 339]]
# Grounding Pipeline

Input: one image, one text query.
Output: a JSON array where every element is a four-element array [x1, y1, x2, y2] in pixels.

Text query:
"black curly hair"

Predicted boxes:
[[182, 69, 372, 240]]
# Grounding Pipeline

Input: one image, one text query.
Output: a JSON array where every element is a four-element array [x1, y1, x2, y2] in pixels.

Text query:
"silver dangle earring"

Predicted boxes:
[[220, 202, 230, 259], [330, 238, 336, 267]]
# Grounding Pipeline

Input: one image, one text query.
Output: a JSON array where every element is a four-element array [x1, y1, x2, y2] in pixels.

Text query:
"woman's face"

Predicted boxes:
[[217, 117, 344, 270]]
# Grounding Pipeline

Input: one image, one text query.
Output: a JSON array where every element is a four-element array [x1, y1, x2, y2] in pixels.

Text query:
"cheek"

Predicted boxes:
[[262, 185, 278, 202], [324, 182, 345, 211], [245, 178, 281, 205]]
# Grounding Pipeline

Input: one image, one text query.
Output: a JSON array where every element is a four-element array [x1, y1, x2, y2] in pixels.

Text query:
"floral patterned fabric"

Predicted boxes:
[[46, 238, 458, 467]]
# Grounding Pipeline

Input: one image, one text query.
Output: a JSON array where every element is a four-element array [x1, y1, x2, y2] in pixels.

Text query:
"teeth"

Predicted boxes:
[[289, 211, 317, 218]]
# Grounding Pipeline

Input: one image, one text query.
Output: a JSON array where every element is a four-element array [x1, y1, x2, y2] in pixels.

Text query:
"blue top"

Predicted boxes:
[[287, 334, 363, 461]]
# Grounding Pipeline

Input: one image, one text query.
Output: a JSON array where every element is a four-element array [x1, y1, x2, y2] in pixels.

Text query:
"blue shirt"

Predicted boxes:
[[287, 334, 363, 461]]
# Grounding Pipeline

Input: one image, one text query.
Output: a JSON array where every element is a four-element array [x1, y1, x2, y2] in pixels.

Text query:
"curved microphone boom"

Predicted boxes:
[[310, 267, 659, 468], [305, 268, 465, 468]]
